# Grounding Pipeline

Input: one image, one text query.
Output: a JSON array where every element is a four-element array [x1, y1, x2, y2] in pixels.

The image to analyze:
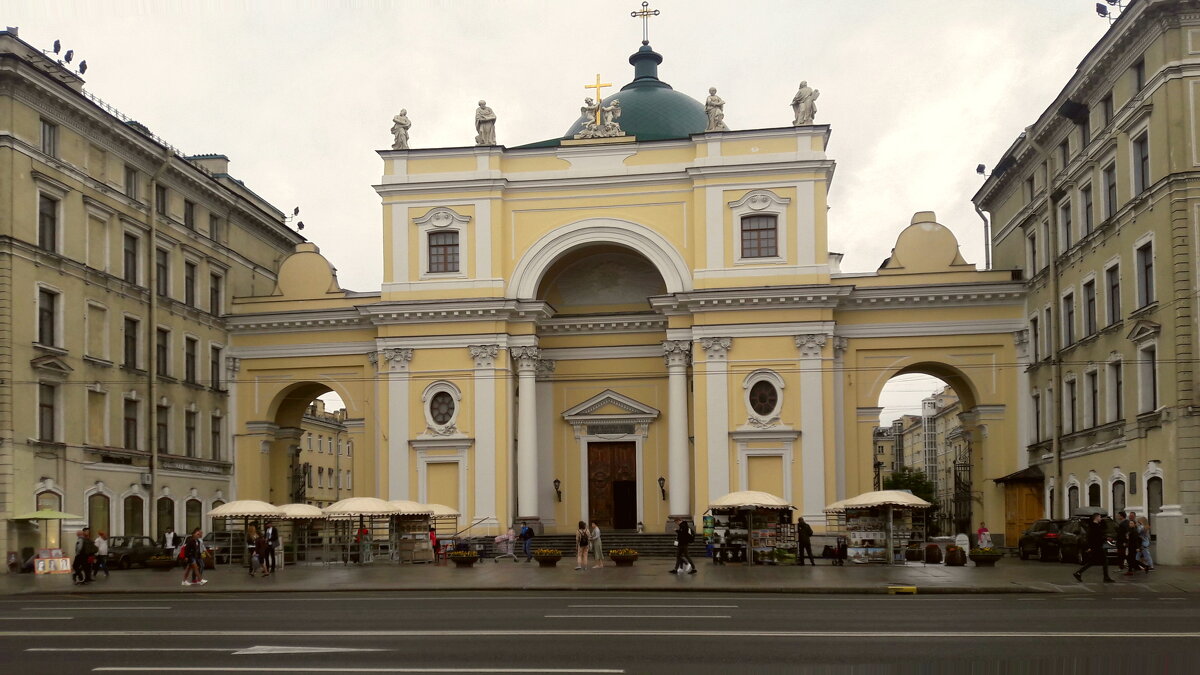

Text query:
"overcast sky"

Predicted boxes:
[[9, 0, 1112, 422]]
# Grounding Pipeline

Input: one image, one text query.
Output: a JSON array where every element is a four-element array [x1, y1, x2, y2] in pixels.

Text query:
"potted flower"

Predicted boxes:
[[968, 547, 1003, 567], [532, 548, 562, 568], [944, 544, 966, 566], [608, 548, 639, 567], [448, 550, 479, 568]]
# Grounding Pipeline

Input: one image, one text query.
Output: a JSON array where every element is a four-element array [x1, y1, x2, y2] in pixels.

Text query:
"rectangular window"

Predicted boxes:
[[155, 184, 167, 216], [210, 346, 222, 389], [211, 415, 222, 461], [124, 165, 138, 200], [1032, 395, 1042, 443], [1026, 231, 1038, 273], [1062, 293, 1076, 345], [1140, 345, 1158, 412], [1133, 133, 1150, 195], [1109, 361, 1124, 422], [1081, 185, 1094, 235], [40, 119, 58, 157], [1025, 176, 1035, 202], [1136, 242, 1154, 307], [1058, 200, 1072, 251], [1086, 371, 1099, 428], [185, 411, 197, 458], [1083, 280, 1097, 336], [37, 288, 58, 346], [209, 274, 222, 315], [86, 304, 107, 359], [740, 215, 778, 258], [318, 467, 324, 489], [184, 262, 197, 307], [1106, 265, 1122, 324], [1058, 140, 1069, 171], [184, 337, 198, 383], [155, 249, 169, 297], [123, 317, 139, 368], [1043, 307, 1053, 354], [1103, 164, 1117, 220], [123, 233, 139, 284], [38, 194, 58, 251], [208, 215, 221, 242], [1030, 317, 1040, 361], [123, 400, 139, 450], [427, 231, 460, 273], [156, 328, 170, 376], [1066, 380, 1077, 434], [1132, 58, 1146, 92], [1101, 93, 1114, 125], [183, 201, 196, 230], [1080, 116, 1091, 148], [38, 383, 57, 442], [156, 405, 169, 454]]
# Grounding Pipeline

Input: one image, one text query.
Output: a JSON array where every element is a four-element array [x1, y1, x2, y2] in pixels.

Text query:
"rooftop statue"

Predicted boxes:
[[475, 100, 497, 146], [573, 97, 626, 139], [390, 109, 411, 150], [705, 87, 728, 132], [791, 81, 820, 126]]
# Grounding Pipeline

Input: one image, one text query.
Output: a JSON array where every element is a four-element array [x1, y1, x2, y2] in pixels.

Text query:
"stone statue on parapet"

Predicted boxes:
[[573, 98, 626, 139], [705, 87, 729, 132], [579, 97, 600, 136], [475, 100, 497, 146], [390, 109, 411, 150], [792, 81, 820, 126]]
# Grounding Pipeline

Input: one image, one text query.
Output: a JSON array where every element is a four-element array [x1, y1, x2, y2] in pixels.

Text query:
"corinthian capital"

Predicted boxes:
[[794, 334, 827, 359], [662, 340, 692, 368], [699, 337, 733, 360], [468, 344, 500, 369], [510, 346, 541, 372], [370, 347, 414, 372]]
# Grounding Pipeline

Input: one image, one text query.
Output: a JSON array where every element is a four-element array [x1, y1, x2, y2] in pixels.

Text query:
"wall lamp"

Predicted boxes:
[[657, 476, 667, 501], [553, 478, 562, 502]]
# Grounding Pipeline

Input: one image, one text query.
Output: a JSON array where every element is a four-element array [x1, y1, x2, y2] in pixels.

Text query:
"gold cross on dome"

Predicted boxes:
[[584, 73, 612, 126], [631, 1, 660, 45]]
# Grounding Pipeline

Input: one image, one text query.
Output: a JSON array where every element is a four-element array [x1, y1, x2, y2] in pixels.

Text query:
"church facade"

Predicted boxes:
[[227, 43, 1029, 540]]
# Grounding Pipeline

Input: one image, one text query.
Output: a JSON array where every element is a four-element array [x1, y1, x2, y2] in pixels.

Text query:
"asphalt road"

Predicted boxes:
[[1, 591, 1198, 673]]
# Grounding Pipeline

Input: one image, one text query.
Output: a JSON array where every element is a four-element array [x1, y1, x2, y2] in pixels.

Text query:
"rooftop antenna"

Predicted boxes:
[[52, 39, 60, 54], [1096, 1, 1125, 24], [285, 206, 304, 231]]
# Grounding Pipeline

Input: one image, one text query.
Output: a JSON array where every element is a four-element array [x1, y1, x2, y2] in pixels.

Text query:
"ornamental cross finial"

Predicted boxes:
[[631, 1, 660, 45], [584, 73, 612, 126]]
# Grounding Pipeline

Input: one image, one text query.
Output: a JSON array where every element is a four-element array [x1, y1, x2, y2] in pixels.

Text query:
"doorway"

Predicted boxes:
[[588, 442, 637, 530]]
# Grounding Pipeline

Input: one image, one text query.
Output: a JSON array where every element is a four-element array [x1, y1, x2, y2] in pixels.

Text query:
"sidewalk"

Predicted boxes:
[[4, 558, 1197, 595]]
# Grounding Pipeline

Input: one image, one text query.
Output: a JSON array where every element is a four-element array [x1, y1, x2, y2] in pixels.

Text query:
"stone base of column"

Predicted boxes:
[[514, 516, 543, 535]]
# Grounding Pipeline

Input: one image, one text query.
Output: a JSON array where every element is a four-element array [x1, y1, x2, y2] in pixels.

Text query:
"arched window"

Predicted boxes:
[[123, 495, 144, 536], [1087, 483, 1101, 507], [210, 500, 226, 532], [1067, 485, 1080, 515], [36, 490, 61, 511], [156, 497, 175, 540], [1111, 480, 1126, 513], [1147, 476, 1163, 528], [88, 493, 110, 535], [185, 499, 202, 534]]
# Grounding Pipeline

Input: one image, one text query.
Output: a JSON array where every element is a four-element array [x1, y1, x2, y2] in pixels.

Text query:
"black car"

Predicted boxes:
[[203, 531, 244, 565], [106, 536, 161, 569], [1058, 516, 1119, 565], [1017, 519, 1068, 561]]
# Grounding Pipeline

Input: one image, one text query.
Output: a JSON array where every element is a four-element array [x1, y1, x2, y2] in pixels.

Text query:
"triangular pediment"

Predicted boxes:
[[30, 354, 73, 377], [1126, 319, 1161, 344], [562, 389, 660, 422]]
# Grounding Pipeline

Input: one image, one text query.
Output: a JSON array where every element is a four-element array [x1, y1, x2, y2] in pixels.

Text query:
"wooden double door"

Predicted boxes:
[[588, 442, 638, 530]]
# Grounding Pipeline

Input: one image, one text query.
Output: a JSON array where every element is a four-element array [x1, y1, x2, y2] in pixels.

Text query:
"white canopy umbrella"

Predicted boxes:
[[322, 497, 401, 517], [823, 498, 851, 514], [839, 490, 932, 510], [388, 500, 434, 516], [277, 503, 325, 519], [206, 500, 284, 518], [423, 503, 460, 517], [708, 490, 792, 510]]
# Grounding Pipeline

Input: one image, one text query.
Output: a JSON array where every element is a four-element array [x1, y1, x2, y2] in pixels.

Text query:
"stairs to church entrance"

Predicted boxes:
[[477, 532, 679, 558]]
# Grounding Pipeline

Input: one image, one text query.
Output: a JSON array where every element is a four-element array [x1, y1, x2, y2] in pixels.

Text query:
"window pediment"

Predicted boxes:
[[413, 207, 471, 229], [30, 354, 72, 378], [1125, 319, 1159, 345]]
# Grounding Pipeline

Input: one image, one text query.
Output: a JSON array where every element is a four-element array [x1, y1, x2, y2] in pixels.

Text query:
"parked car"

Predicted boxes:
[[106, 536, 161, 569], [1058, 516, 1119, 565], [1017, 519, 1068, 561], [203, 531, 245, 565]]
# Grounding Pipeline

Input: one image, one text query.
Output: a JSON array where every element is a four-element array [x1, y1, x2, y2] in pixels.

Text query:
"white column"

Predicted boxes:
[[796, 334, 827, 521], [512, 346, 541, 524], [700, 338, 732, 509], [470, 345, 499, 528], [833, 337, 848, 501], [375, 348, 413, 500], [663, 340, 692, 521], [225, 357, 241, 501]]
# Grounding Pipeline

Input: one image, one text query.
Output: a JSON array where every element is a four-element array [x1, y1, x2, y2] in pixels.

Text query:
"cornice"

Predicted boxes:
[[841, 282, 1026, 310], [649, 285, 852, 314], [358, 298, 553, 325], [225, 307, 368, 333], [538, 314, 666, 335]]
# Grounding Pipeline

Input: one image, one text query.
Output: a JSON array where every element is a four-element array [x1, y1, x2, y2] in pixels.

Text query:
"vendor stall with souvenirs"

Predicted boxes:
[[704, 491, 798, 565]]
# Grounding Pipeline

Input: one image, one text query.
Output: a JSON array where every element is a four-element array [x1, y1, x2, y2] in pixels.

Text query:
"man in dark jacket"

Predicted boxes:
[[1114, 511, 1129, 570], [72, 527, 96, 585], [797, 517, 816, 565], [670, 517, 696, 574], [1072, 513, 1114, 583]]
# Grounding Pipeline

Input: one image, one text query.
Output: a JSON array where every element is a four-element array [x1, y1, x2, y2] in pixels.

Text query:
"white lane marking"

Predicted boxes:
[[94, 669, 624, 673], [1160, 598, 1186, 601], [1112, 598, 1139, 601], [234, 645, 387, 655], [567, 604, 737, 608], [9, 629, 1199, 638], [545, 615, 730, 619], [32, 648, 229, 652], [0, 617, 72, 620], [24, 607, 169, 611]]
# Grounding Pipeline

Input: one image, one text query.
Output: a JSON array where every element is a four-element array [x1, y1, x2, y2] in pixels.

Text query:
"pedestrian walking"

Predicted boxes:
[[1072, 512, 1114, 583], [976, 521, 993, 548], [519, 521, 534, 562], [574, 521, 590, 570], [494, 528, 518, 562], [264, 521, 280, 572], [589, 521, 604, 568], [245, 524, 259, 575], [181, 527, 208, 586], [1124, 511, 1144, 574], [797, 517, 816, 565], [670, 516, 696, 574], [72, 528, 96, 585], [1114, 511, 1129, 570], [93, 531, 110, 578], [1135, 516, 1154, 572], [162, 526, 179, 553], [251, 532, 270, 576]]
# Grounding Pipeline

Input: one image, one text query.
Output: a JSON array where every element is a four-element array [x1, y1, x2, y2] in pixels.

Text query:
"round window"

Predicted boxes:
[[430, 392, 455, 425], [748, 381, 778, 416]]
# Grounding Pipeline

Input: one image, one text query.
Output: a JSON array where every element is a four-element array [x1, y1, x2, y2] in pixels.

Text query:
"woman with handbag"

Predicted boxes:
[[574, 521, 590, 571]]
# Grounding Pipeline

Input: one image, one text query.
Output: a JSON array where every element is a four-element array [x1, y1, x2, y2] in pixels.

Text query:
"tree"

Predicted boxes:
[[883, 467, 938, 509]]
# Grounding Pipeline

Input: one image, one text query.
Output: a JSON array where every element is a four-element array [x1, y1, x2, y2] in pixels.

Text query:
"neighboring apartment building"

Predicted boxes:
[[0, 28, 304, 559], [883, 386, 970, 535], [871, 425, 897, 489], [297, 399, 352, 509], [974, 0, 1199, 562]]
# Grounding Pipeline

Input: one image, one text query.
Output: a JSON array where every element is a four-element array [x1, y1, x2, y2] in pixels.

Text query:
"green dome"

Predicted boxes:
[[560, 45, 707, 143]]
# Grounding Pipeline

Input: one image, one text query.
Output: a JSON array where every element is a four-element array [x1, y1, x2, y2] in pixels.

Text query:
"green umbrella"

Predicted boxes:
[[11, 509, 83, 520]]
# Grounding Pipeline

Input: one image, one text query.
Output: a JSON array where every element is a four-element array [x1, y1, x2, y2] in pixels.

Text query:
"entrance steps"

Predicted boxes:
[[475, 532, 679, 558]]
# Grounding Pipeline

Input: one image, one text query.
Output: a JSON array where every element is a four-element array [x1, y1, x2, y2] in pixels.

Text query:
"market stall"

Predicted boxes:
[[10, 508, 81, 574], [206, 500, 285, 569], [388, 500, 434, 563], [706, 491, 797, 566], [321, 497, 401, 565], [276, 503, 326, 565], [829, 490, 931, 565]]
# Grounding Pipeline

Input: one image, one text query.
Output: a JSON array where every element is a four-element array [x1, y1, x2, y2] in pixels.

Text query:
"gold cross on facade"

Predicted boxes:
[[631, 1, 660, 45], [584, 73, 612, 126]]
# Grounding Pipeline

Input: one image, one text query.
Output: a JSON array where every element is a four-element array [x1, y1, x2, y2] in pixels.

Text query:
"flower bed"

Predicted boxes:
[[968, 547, 1002, 567], [944, 545, 966, 567], [448, 551, 479, 568], [608, 548, 638, 567], [532, 549, 562, 568]]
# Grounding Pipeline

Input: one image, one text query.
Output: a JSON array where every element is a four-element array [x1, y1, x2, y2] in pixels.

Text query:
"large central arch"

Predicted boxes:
[[507, 218, 693, 299]]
